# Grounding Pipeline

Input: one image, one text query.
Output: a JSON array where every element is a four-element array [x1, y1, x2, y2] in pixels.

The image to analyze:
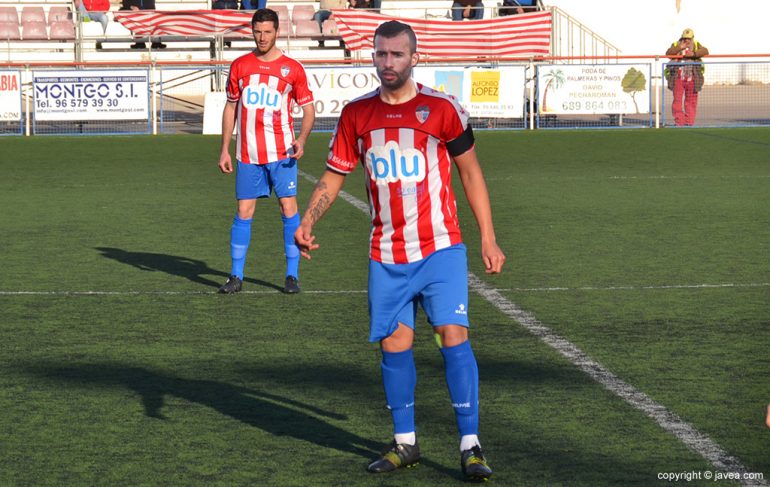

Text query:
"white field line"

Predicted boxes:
[[298, 169, 767, 487], [498, 282, 770, 292]]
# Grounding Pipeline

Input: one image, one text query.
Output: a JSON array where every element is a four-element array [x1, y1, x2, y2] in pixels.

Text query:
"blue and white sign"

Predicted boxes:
[[33, 70, 149, 121]]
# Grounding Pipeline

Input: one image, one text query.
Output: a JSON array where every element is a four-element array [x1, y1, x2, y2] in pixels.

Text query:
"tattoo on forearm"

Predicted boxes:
[[308, 181, 332, 225], [309, 193, 331, 225]]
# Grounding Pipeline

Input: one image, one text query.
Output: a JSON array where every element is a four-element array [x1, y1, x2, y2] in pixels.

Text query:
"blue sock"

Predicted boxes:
[[230, 215, 252, 279], [381, 349, 417, 434], [440, 340, 479, 437], [282, 213, 300, 279]]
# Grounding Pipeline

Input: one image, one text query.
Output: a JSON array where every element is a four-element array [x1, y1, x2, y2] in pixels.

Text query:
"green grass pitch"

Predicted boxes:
[[0, 128, 768, 486]]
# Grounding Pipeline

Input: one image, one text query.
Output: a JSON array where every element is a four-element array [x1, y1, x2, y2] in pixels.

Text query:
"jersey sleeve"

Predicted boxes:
[[226, 61, 240, 103], [326, 105, 359, 174], [292, 64, 314, 107]]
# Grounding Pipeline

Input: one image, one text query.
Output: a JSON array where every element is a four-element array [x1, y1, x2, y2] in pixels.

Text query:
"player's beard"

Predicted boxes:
[[378, 65, 413, 91], [256, 39, 276, 55]]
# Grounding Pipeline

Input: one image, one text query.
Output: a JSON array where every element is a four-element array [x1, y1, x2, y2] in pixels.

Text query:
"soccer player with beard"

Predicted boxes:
[[295, 20, 504, 481], [218, 9, 315, 295]]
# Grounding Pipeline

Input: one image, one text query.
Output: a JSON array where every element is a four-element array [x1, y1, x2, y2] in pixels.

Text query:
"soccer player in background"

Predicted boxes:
[[218, 9, 315, 295], [295, 20, 505, 481]]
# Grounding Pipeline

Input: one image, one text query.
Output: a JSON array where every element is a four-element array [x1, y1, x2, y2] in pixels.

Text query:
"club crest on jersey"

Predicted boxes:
[[365, 141, 426, 185], [281, 65, 291, 77], [242, 83, 282, 110], [415, 105, 430, 123]]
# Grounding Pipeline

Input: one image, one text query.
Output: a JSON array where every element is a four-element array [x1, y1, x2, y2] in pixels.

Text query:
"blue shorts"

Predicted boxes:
[[367, 243, 469, 342], [235, 158, 297, 200]]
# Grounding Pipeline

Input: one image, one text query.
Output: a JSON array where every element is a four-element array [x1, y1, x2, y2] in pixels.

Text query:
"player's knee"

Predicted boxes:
[[237, 202, 256, 220], [279, 198, 297, 217], [433, 325, 468, 348], [381, 323, 414, 353]]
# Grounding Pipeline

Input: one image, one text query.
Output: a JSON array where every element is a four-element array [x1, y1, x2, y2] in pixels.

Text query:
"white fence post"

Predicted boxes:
[[152, 64, 158, 135]]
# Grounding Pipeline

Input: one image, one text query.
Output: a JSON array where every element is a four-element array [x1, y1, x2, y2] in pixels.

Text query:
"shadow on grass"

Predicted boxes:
[[28, 363, 458, 479], [95, 247, 283, 292]]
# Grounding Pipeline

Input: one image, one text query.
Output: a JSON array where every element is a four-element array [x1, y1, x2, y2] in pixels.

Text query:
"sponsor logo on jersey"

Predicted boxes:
[[329, 154, 356, 171], [415, 105, 430, 123], [365, 141, 426, 185], [396, 184, 424, 199], [242, 83, 282, 110]]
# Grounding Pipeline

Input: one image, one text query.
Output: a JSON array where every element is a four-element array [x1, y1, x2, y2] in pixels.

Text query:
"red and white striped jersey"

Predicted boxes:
[[327, 83, 472, 264], [226, 52, 313, 165]]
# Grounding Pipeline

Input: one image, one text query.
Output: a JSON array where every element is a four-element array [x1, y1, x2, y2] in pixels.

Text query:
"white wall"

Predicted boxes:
[[543, 0, 770, 55]]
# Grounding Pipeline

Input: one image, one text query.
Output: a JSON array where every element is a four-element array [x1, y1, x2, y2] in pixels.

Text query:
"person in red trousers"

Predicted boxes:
[[665, 28, 709, 126]]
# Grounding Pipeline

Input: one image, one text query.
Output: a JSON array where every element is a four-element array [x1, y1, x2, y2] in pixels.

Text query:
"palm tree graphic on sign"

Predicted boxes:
[[541, 69, 565, 113]]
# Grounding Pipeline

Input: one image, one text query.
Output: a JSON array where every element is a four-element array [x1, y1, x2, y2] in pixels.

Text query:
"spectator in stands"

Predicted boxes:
[[665, 28, 708, 126], [240, 0, 267, 10], [212, 0, 239, 47], [120, 0, 166, 49], [451, 0, 484, 21], [312, 0, 365, 47], [212, 0, 239, 8], [76, 0, 110, 34], [313, 0, 346, 32], [498, 0, 536, 16]]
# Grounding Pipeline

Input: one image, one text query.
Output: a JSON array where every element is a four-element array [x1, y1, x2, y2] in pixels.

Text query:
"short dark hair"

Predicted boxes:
[[374, 20, 417, 53], [252, 8, 279, 29]]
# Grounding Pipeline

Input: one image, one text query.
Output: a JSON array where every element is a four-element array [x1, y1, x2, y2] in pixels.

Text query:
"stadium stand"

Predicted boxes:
[[321, 18, 338, 36], [48, 5, 75, 39], [0, 6, 18, 23], [0, 3, 76, 41], [47, 6, 73, 24], [0, 21, 20, 40], [21, 6, 46, 24], [274, 6, 293, 36], [20, 7, 48, 40], [293, 19, 321, 37], [49, 19, 75, 39], [291, 4, 316, 22], [0, 0, 551, 62], [22, 20, 48, 40]]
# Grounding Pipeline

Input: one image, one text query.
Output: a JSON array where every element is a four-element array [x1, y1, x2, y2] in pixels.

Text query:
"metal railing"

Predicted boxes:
[[547, 6, 620, 61], [4, 55, 770, 136]]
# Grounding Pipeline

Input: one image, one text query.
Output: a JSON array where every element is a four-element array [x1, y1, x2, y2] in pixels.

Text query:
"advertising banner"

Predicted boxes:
[[290, 66, 527, 119], [0, 71, 22, 121], [33, 70, 150, 121], [290, 67, 381, 119], [413, 66, 527, 118], [537, 64, 651, 115]]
